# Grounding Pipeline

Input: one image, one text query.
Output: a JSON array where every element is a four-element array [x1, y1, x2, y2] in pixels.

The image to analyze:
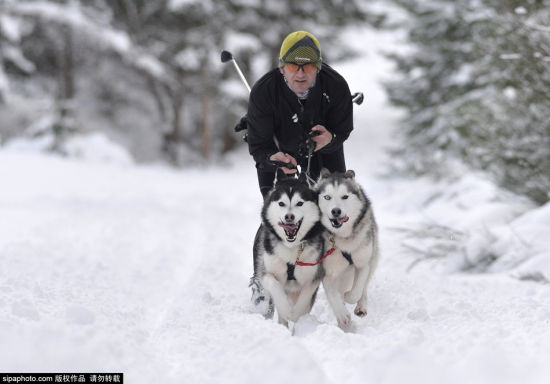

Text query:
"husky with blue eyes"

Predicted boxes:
[[251, 170, 325, 327], [316, 169, 380, 328]]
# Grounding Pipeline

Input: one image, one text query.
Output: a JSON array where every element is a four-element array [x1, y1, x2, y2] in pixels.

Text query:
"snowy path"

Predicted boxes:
[[2, 144, 550, 384]]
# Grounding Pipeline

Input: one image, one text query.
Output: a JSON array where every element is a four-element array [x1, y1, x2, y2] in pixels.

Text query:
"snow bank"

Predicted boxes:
[[491, 203, 550, 281], [62, 132, 134, 166], [387, 164, 550, 281], [4, 131, 134, 166]]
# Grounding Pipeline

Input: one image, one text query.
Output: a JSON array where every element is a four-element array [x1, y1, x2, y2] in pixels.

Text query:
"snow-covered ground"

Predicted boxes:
[[2, 26, 550, 384]]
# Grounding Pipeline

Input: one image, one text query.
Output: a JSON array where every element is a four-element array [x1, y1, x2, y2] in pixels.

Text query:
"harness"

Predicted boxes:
[[295, 236, 336, 267]]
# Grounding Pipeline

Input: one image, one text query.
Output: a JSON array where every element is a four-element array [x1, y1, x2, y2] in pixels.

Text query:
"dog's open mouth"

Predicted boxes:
[[278, 219, 303, 242], [330, 216, 349, 228]]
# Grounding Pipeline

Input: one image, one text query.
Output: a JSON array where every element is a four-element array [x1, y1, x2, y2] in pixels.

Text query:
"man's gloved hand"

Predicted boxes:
[[310, 125, 333, 151], [269, 152, 298, 174]]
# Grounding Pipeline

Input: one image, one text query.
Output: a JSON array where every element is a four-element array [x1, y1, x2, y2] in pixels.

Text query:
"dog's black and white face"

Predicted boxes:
[[263, 173, 320, 245], [316, 169, 367, 237]]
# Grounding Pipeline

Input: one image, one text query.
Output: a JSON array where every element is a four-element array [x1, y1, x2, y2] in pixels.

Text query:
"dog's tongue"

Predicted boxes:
[[338, 216, 349, 224], [278, 222, 297, 231]]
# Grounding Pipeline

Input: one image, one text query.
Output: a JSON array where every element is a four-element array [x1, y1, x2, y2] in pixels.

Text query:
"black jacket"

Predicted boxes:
[[247, 63, 354, 193]]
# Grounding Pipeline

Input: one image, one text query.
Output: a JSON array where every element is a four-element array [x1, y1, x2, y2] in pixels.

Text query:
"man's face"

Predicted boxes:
[[280, 62, 319, 94]]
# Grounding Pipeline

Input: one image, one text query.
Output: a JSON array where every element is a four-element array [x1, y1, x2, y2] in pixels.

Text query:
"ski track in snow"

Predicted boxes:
[[2, 27, 550, 384]]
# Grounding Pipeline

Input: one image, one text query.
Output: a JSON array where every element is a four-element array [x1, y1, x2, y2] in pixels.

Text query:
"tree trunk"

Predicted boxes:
[[0, 40, 6, 105], [61, 24, 74, 101], [52, 24, 76, 152], [162, 85, 184, 165], [201, 88, 209, 160], [146, 75, 167, 123], [172, 89, 183, 144]]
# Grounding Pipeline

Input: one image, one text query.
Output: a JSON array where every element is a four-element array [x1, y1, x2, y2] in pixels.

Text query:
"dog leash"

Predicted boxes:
[[304, 149, 316, 187], [295, 237, 336, 267], [304, 131, 319, 187]]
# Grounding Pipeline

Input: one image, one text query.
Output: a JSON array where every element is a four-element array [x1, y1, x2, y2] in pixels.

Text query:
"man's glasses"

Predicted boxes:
[[283, 62, 318, 74]]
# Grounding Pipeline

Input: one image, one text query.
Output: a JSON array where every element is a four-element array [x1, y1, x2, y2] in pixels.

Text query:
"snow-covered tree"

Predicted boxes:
[[0, 0, 135, 152], [383, 0, 484, 174], [384, 0, 550, 204], [0, 8, 37, 104], [467, 1, 550, 204]]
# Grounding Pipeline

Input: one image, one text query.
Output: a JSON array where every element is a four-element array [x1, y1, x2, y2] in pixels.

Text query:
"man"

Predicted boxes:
[[247, 31, 355, 313], [247, 30, 354, 197]]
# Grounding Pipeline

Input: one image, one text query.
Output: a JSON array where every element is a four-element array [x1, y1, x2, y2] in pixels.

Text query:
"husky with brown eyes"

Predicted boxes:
[[251, 170, 325, 327]]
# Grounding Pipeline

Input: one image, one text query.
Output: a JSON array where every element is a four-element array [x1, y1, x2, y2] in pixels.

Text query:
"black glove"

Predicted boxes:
[[234, 115, 248, 132]]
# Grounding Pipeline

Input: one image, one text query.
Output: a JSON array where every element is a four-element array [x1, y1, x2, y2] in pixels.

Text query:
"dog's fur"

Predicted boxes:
[[316, 169, 379, 327], [252, 171, 325, 326]]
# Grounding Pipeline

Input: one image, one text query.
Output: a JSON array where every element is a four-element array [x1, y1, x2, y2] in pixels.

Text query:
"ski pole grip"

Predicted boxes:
[[352, 92, 364, 105]]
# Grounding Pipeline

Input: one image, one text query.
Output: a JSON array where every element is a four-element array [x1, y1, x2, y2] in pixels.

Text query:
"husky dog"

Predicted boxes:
[[316, 169, 379, 327], [251, 170, 325, 326]]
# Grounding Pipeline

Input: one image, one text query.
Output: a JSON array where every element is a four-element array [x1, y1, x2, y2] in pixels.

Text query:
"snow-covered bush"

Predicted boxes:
[[390, 163, 550, 282]]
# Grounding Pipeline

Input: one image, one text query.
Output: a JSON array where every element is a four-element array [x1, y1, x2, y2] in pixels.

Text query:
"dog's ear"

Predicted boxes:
[[298, 172, 307, 183], [320, 168, 331, 179], [344, 170, 355, 179]]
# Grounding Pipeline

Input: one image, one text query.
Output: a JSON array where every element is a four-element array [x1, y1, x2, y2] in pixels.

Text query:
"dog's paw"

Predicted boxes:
[[344, 290, 362, 304], [354, 304, 367, 317], [336, 311, 351, 327], [337, 312, 355, 332]]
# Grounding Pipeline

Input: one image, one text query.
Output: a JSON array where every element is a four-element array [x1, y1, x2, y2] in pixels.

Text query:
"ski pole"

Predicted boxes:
[[221, 50, 251, 93]]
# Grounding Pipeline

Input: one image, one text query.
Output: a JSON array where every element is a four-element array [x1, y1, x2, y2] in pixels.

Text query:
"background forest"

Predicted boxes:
[[1, 0, 549, 205], [0, 0, 377, 164]]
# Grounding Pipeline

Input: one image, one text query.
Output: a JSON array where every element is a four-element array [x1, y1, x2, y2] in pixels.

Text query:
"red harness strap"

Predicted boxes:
[[295, 247, 336, 267]]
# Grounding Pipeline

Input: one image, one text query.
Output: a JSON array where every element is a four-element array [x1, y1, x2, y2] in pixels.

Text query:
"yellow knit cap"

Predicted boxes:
[[279, 31, 322, 69]]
